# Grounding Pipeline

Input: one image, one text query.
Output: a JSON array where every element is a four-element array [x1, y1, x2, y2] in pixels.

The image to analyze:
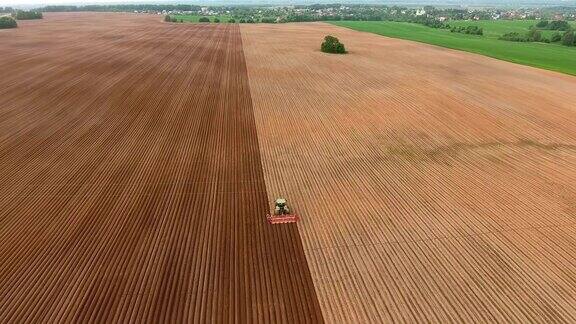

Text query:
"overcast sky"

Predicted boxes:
[[2, 0, 146, 5], [1, 0, 199, 6]]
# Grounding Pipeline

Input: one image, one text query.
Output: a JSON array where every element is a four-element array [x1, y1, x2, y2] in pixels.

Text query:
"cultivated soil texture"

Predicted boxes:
[[242, 23, 576, 323], [0, 13, 322, 322]]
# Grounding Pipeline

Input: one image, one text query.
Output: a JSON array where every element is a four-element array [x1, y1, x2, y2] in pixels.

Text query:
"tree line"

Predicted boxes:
[[535, 20, 571, 31], [0, 10, 43, 29], [164, 15, 232, 23], [450, 25, 483, 35], [13, 10, 43, 20], [499, 21, 575, 46]]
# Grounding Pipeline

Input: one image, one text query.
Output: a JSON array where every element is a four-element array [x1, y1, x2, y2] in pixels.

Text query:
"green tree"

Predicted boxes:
[[13, 10, 42, 20], [0, 16, 17, 29], [261, 17, 276, 23], [562, 30, 575, 46], [198, 17, 209, 23], [321, 35, 346, 54], [551, 32, 562, 42], [164, 15, 171, 22], [535, 20, 549, 28], [548, 20, 570, 31], [527, 27, 542, 42], [499, 32, 528, 42], [228, 18, 236, 23], [213, 18, 220, 23]]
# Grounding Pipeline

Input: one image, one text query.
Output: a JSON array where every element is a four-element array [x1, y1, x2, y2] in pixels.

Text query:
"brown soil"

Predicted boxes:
[[241, 22, 576, 322], [0, 13, 322, 323]]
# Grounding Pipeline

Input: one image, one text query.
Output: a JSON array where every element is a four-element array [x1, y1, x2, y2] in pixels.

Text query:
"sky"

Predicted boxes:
[[1, 0, 144, 5]]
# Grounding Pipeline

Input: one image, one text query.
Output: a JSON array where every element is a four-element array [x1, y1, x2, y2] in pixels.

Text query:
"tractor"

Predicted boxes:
[[267, 198, 299, 224]]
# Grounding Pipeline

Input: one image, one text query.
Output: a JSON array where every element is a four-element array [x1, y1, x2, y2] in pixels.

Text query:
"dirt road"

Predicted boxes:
[[0, 13, 322, 322]]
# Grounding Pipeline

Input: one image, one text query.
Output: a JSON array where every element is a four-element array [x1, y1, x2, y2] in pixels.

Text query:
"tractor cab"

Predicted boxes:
[[274, 198, 289, 215]]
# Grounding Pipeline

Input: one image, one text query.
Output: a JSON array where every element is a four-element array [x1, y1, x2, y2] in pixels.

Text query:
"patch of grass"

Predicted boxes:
[[331, 20, 576, 76]]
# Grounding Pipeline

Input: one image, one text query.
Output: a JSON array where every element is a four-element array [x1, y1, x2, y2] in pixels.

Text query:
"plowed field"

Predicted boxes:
[[242, 23, 576, 322], [0, 13, 322, 322]]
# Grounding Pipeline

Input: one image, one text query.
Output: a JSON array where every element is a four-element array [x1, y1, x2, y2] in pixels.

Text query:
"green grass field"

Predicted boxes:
[[172, 15, 232, 23], [331, 20, 576, 76]]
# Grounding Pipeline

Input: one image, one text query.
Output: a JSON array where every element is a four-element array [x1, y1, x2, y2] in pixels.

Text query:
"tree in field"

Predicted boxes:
[[536, 20, 549, 28], [535, 20, 570, 31], [562, 30, 575, 46], [213, 18, 220, 23], [451, 25, 483, 35], [13, 10, 42, 20], [0, 16, 17, 29], [228, 18, 236, 23], [548, 20, 570, 31], [198, 17, 209, 23], [499, 32, 528, 42], [527, 27, 542, 42], [164, 15, 171, 22], [551, 32, 562, 42], [321, 35, 346, 54], [171, 17, 177, 23]]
